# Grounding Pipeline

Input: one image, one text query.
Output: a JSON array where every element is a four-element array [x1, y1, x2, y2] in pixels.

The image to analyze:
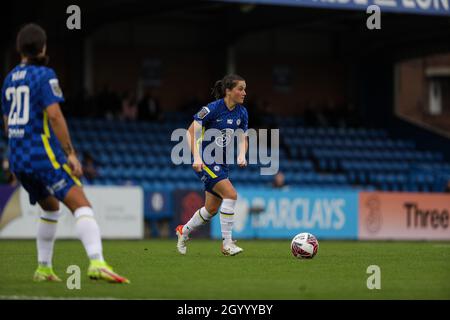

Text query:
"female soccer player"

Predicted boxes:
[[176, 74, 248, 256], [1, 24, 128, 283]]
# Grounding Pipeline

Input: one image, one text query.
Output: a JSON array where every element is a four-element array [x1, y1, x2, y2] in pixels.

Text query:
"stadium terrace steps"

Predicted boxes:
[[55, 117, 450, 192]]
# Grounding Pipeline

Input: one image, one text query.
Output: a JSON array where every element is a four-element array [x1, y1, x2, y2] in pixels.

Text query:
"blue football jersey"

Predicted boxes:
[[1, 64, 66, 173], [193, 98, 248, 166]]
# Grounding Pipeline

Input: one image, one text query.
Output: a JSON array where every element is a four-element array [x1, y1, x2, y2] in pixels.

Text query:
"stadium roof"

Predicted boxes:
[[217, 0, 450, 16], [0, 0, 449, 61]]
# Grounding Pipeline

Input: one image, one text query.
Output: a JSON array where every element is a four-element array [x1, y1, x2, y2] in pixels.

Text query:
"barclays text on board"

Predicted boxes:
[[210, 189, 359, 239]]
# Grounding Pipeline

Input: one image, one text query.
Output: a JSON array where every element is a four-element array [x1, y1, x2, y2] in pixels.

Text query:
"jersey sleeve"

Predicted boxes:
[[239, 107, 249, 134], [193, 103, 216, 126], [40, 68, 64, 109]]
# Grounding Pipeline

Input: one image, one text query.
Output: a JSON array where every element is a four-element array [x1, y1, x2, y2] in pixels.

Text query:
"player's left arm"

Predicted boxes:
[[237, 132, 248, 167], [237, 108, 249, 167], [40, 69, 82, 178], [46, 103, 82, 177]]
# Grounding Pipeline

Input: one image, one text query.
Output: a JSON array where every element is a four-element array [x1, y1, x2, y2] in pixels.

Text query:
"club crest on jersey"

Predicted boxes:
[[49, 79, 63, 98], [197, 106, 210, 119], [214, 165, 220, 172], [215, 128, 234, 147], [236, 119, 241, 126]]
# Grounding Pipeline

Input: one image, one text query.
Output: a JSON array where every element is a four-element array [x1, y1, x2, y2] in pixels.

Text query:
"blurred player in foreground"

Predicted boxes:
[[1, 23, 129, 283]]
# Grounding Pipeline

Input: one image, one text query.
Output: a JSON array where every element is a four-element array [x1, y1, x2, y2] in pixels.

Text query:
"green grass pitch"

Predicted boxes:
[[0, 239, 449, 300]]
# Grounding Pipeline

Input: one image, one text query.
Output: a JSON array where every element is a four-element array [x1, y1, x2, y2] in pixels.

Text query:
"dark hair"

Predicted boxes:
[[211, 74, 245, 100], [16, 23, 49, 65]]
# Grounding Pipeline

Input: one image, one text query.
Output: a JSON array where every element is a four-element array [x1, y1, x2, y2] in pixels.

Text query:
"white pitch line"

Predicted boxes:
[[0, 295, 169, 300], [0, 295, 119, 300]]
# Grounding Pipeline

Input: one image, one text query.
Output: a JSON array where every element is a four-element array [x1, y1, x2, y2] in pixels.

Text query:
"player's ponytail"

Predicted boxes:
[[211, 80, 223, 100], [211, 74, 245, 100], [16, 23, 49, 66]]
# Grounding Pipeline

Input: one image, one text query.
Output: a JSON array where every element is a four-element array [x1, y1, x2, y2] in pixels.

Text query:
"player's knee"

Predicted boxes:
[[67, 201, 92, 214], [64, 186, 91, 213], [205, 205, 219, 216], [226, 190, 238, 201], [38, 197, 60, 212]]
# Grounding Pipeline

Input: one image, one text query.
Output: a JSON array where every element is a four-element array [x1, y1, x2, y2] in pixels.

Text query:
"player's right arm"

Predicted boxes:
[[187, 120, 203, 172], [189, 104, 216, 172], [46, 103, 82, 177]]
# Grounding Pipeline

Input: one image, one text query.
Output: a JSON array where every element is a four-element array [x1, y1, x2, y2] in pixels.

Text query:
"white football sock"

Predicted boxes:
[[220, 199, 236, 245], [74, 206, 104, 262], [37, 210, 62, 267], [182, 207, 213, 236]]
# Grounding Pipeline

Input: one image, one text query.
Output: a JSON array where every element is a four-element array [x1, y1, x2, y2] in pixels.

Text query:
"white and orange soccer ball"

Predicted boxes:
[[291, 232, 319, 259]]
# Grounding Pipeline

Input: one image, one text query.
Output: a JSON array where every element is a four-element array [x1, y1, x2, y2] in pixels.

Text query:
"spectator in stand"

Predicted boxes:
[[97, 85, 121, 119], [120, 92, 138, 121], [444, 177, 450, 193], [272, 171, 289, 190], [138, 90, 161, 121], [82, 152, 99, 184]]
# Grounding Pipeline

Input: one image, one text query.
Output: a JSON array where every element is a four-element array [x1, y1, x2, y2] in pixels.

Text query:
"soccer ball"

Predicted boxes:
[[291, 232, 319, 259]]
